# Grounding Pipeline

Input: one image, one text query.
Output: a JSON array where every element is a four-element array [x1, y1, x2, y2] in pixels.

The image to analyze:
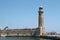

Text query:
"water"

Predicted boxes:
[[0, 37, 52, 40]]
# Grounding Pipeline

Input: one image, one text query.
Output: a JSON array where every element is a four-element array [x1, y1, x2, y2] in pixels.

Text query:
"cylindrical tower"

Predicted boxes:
[[38, 6, 45, 35]]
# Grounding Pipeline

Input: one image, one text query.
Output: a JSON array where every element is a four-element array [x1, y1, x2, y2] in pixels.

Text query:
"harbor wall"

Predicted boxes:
[[0, 29, 37, 37]]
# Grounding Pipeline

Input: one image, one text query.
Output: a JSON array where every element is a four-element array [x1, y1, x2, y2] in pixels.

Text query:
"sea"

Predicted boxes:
[[0, 37, 52, 40]]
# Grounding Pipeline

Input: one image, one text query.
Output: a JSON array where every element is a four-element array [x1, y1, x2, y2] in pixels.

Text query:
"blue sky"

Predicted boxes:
[[0, 0, 60, 32]]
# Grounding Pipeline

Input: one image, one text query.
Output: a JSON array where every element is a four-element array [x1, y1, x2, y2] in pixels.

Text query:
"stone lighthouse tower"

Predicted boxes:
[[38, 6, 45, 35]]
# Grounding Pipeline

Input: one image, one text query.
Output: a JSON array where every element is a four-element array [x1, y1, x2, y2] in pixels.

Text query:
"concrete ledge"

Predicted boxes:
[[40, 35, 60, 40]]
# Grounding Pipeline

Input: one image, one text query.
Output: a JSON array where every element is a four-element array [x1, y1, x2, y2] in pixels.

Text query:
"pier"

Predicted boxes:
[[0, 29, 60, 40]]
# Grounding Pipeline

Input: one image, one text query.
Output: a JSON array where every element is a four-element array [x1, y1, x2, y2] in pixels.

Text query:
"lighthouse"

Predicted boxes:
[[38, 6, 45, 35]]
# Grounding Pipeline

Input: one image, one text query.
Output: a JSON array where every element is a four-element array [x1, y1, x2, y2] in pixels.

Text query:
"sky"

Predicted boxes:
[[0, 0, 60, 32]]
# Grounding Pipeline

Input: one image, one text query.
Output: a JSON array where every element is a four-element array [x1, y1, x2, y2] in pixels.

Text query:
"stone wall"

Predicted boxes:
[[0, 29, 36, 37]]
